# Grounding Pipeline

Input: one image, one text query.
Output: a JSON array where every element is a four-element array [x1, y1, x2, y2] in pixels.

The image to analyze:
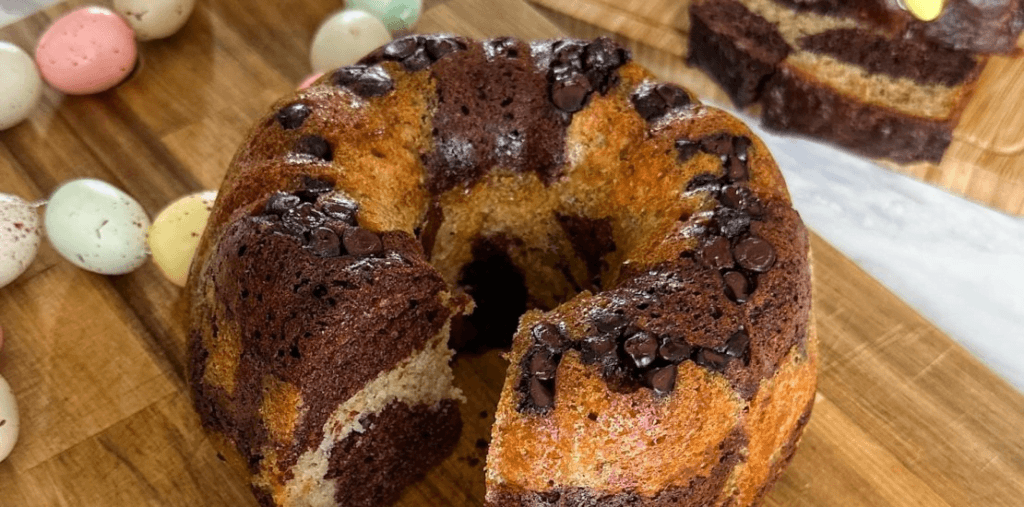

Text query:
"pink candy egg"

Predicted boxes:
[[35, 7, 138, 95], [298, 72, 325, 90]]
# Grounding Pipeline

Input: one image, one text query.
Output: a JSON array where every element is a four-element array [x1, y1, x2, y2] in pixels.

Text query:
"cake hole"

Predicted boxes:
[[587, 412, 599, 421], [501, 97, 513, 107], [371, 148, 386, 158], [461, 105, 470, 115], [289, 345, 301, 359], [237, 245, 247, 257], [312, 284, 327, 298]]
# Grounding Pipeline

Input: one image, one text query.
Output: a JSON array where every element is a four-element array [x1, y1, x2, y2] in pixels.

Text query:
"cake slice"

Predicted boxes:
[[770, 0, 1024, 54], [688, 0, 987, 163]]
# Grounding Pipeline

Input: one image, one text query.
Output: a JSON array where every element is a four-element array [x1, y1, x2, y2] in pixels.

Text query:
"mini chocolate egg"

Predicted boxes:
[[35, 7, 138, 95], [904, 0, 945, 21], [113, 0, 197, 41], [310, 9, 392, 73], [147, 190, 216, 287], [0, 42, 43, 131], [44, 179, 150, 275], [0, 374, 18, 464], [0, 194, 42, 289], [346, 0, 423, 32]]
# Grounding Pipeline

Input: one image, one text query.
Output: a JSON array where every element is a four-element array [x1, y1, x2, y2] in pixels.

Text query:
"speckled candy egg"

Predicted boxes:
[[0, 194, 42, 289], [310, 9, 392, 73], [44, 179, 150, 275], [113, 0, 197, 41], [147, 190, 216, 287], [298, 72, 325, 90], [346, 0, 423, 32], [35, 7, 138, 95], [0, 42, 43, 131], [0, 374, 18, 464]]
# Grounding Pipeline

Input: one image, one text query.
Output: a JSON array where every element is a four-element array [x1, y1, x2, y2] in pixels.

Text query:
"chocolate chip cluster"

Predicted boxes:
[[254, 179, 383, 259], [630, 83, 693, 122], [518, 312, 754, 414], [678, 133, 776, 304], [331, 65, 395, 98], [540, 37, 629, 113], [362, 35, 468, 71]]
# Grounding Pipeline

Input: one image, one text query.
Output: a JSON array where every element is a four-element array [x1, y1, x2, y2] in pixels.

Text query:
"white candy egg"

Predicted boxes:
[[113, 0, 198, 41], [0, 194, 42, 289], [0, 42, 43, 131], [0, 374, 19, 464], [147, 190, 216, 287], [44, 179, 150, 275], [310, 10, 392, 73]]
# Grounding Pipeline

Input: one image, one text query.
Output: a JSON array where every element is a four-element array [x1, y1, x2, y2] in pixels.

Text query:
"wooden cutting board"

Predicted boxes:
[[0, 0, 1022, 505], [529, 0, 1024, 216]]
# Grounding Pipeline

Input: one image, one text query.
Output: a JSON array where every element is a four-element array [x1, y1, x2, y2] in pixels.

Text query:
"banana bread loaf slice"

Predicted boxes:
[[688, 0, 986, 163]]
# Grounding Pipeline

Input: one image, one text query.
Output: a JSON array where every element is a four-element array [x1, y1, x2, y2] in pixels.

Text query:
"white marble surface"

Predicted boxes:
[[2, 2, 1021, 391], [737, 115, 1024, 392]]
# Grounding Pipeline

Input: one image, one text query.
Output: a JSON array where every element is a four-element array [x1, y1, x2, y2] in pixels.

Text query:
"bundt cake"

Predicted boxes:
[[186, 34, 816, 507]]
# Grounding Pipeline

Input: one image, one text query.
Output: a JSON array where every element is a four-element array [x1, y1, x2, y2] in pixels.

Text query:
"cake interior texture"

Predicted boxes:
[[187, 35, 816, 507]]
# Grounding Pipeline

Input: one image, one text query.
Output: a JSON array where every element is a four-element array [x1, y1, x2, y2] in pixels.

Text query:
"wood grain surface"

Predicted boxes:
[[0, 0, 1022, 506], [529, 0, 1024, 216]]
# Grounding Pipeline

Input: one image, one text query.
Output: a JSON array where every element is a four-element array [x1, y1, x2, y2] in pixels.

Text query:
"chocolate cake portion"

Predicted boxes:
[[799, 28, 980, 87], [420, 37, 629, 194], [688, 0, 791, 107], [762, 65, 954, 163], [192, 179, 452, 471], [322, 400, 461, 507], [514, 132, 809, 411]]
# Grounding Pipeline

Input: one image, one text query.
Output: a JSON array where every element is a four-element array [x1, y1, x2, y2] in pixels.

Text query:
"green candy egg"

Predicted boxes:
[[347, 0, 422, 32]]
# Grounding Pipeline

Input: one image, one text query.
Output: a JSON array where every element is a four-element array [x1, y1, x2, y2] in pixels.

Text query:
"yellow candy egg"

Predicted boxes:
[[147, 190, 216, 287], [905, 0, 944, 21]]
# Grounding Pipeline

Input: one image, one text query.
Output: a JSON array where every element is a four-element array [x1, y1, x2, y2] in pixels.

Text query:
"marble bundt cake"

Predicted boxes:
[[187, 34, 816, 507]]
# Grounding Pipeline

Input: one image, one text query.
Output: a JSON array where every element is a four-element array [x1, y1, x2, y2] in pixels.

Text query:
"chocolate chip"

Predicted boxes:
[[583, 334, 616, 358], [700, 133, 734, 156], [284, 202, 326, 231], [623, 332, 658, 368], [294, 135, 333, 161], [733, 136, 752, 161], [593, 311, 625, 334], [295, 177, 333, 202], [265, 192, 301, 215], [552, 39, 587, 67], [484, 37, 518, 59], [332, 65, 394, 97], [700, 236, 734, 269], [529, 348, 559, 381], [659, 336, 692, 363], [275, 103, 311, 130], [723, 329, 750, 359], [532, 322, 566, 351], [403, 47, 433, 71], [529, 377, 554, 409], [551, 73, 592, 112], [584, 37, 626, 72], [308, 227, 341, 257], [320, 196, 359, 224], [656, 84, 691, 109], [342, 227, 383, 256], [425, 36, 464, 60], [646, 365, 677, 395], [725, 155, 748, 182], [695, 348, 730, 371], [733, 236, 776, 273], [631, 89, 666, 122], [723, 270, 752, 303], [537, 491, 562, 503], [383, 37, 418, 60], [686, 172, 721, 192], [713, 207, 750, 238]]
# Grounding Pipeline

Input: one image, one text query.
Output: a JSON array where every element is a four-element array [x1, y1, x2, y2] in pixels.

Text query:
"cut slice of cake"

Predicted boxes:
[[688, 0, 987, 163]]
